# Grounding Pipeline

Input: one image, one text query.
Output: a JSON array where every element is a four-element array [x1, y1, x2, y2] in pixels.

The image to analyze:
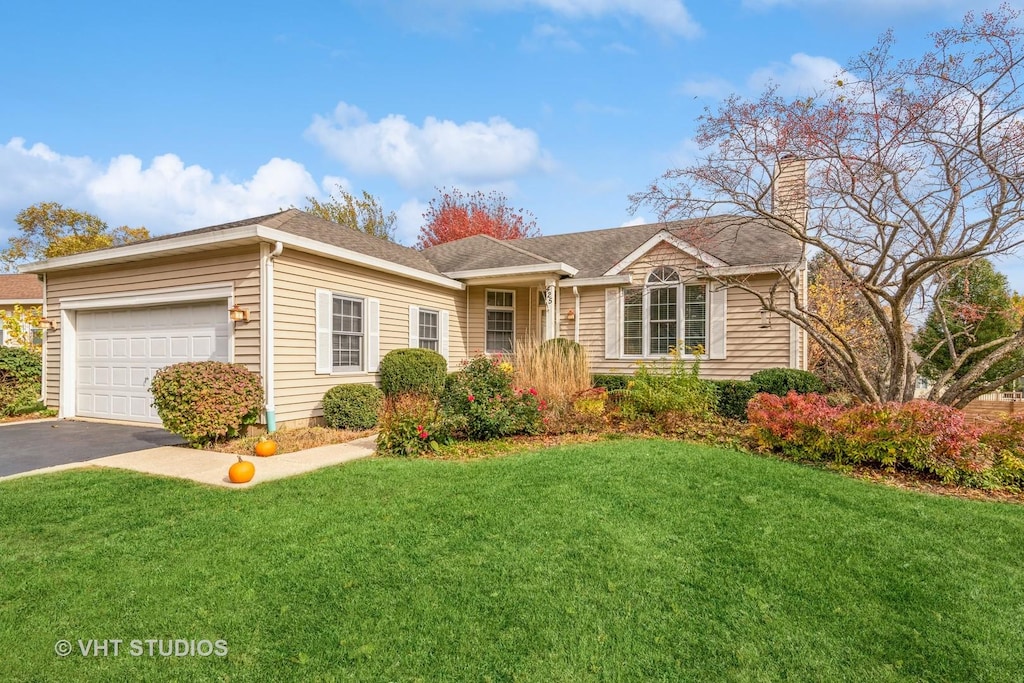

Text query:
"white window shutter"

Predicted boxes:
[[709, 284, 727, 360], [605, 288, 620, 360], [315, 289, 332, 375], [367, 298, 380, 372], [439, 310, 450, 361], [408, 305, 420, 348]]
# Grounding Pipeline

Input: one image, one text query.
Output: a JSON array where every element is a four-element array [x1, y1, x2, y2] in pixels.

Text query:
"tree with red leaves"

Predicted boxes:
[[416, 187, 539, 248], [631, 6, 1024, 408]]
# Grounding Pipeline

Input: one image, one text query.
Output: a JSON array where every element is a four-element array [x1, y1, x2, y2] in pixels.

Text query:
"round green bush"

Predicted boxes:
[[749, 368, 825, 397], [379, 348, 447, 398], [149, 361, 264, 447], [711, 380, 757, 421], [322, 383, 383, 429]]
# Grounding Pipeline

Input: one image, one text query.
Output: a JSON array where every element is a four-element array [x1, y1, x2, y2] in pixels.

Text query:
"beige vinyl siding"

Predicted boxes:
[[272, 251, 465, 426], [568, 274, 796, 380], [41, 247, 262, 410]]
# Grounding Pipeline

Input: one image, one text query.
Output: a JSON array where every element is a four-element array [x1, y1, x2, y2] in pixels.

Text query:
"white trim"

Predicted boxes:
[[256, 227, 465, 291], [20, 225, 261, 273], [444, 262, 578, 280], [59, 283, 235, 310], [19, 222, 466, 292], [366, 298, 380, 372], [314, 289, 332, 375], [605, 231, 728, 276], [484, 289, 515, 354], [789, 291, 799, 369], [558, 275, 632, 288], [59, 308, 75, 419], [705, 263, 797, 277], [439, 310, 450, 362], [0, 299, 43, 305], [408, 305, 420, 348], [618, 281, 711, 360], [708, 284, 727, 360]]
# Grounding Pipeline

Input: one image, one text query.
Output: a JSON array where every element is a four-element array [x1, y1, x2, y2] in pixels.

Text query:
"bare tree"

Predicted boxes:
[[631, 6, 1024, 407]]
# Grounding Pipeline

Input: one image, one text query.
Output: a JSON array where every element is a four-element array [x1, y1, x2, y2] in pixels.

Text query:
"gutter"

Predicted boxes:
[[263, 241, 284, 432]]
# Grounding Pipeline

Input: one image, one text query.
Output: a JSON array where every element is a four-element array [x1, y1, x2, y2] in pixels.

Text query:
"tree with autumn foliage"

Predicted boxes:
[[416, 187, 539, 248], [631, 7, 1024, 408], [1, 202, 150, 270], [304, 186, 397, 242]]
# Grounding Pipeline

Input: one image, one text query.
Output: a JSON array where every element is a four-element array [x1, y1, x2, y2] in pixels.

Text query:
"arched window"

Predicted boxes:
[[621, 267, 708, 357]]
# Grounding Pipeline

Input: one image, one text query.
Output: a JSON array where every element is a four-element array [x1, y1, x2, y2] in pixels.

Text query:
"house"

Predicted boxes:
[[19, 167, 808, 429], [0, 274, 44, 347]]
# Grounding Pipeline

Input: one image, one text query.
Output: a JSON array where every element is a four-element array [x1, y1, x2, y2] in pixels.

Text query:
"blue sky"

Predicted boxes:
[[1, 0, 1021, 291]]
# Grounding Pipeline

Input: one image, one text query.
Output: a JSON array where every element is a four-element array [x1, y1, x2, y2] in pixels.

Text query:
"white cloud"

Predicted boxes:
[[306, 102, 551, 189], [521, 23, 584, 51], [620, 216, 647, 227], [743, 0, 996, 12], [395, 198, 429, 245], [518, 0, 701, 37], [0, 137, 321, 235], [747, 53, 846, 96]]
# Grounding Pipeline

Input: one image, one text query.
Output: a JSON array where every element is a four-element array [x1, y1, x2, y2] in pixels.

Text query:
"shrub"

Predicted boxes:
[[981, 415, 1024, 489], [592, 374, 630, 392], [748, 393, 993, 484], [150, 361, 264, 447], [378, 348, 447, 398], [0, 347, 42, 417], [441, 355, 544, 440], [749, 368, 825, 396], [376, 393, 450, 456], [747, 391, 843, 459], [322, 383, 383, 430], [710, 380, 757, 421], [617, 352, 717, 421]]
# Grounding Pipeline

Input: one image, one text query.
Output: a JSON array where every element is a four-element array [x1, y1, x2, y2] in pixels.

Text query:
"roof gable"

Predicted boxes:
[[605, 230, 729, 276]]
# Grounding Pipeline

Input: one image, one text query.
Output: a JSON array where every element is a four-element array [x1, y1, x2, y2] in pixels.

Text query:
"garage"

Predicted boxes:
[[75, 301, 230, 423]]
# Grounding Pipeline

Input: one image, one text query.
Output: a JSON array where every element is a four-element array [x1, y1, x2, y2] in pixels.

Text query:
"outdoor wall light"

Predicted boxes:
[[39, 318, 57, 330], [566, 309, 576, 321], [229, 305, 250, 323], [759, 308, 772, 329]]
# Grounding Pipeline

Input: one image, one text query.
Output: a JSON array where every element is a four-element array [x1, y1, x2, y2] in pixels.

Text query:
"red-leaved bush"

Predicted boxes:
[[747, 392, 998, 484], [150, 361, 264, 447]]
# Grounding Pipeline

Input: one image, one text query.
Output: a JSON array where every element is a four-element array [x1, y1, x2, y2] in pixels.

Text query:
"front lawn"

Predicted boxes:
[[2, 440, 1023, 681]]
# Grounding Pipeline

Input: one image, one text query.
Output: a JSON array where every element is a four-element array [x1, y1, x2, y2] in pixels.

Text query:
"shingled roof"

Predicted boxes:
[[420, 215, 803, 279], [0, 274, 43, 301], [112, 209, 447, 277]]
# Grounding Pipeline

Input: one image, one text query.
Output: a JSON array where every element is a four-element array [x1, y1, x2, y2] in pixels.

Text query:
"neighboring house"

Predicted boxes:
[[19, 165, 808, 428], [0, 273, 44, 347]]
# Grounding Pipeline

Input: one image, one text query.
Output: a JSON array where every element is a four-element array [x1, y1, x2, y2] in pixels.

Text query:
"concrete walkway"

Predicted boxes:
[[0, 436, 377, 488]]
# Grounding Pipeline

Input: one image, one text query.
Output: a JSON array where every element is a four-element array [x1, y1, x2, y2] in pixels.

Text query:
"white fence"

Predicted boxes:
[[973, 391, 1024, 402]]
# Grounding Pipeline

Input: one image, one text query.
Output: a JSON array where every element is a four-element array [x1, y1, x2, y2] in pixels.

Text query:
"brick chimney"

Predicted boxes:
[[772, 155, 807, 229]]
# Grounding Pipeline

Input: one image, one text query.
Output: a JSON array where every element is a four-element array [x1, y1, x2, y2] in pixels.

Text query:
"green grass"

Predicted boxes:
[[2, 439, 1024, 681]]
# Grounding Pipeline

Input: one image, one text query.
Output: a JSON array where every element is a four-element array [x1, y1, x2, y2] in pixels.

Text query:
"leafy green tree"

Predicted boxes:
[[304, 187, 397, 242], [1, 202, 150, 270], [914, 260, 1024, 396]]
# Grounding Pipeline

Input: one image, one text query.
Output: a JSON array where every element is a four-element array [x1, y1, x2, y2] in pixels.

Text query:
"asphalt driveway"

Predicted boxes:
[[0, 420, 184, 477]]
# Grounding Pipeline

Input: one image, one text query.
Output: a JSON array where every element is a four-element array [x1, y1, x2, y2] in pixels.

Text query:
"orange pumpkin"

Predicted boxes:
[[228, 456, 255, 483], [254, 439, 277, 457]]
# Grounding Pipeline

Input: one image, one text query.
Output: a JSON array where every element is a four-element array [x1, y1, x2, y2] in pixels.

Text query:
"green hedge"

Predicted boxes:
[[322, 384, 383, 430], [710, 380, 757, 421], [592, 374, 630, 392], [379, 348, 447, 398], [749, 368, 825, 397], [0, 347, 42, 417]]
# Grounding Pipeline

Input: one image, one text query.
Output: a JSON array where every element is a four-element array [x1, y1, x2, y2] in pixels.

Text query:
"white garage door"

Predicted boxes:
[[76, 301, 231, 423]]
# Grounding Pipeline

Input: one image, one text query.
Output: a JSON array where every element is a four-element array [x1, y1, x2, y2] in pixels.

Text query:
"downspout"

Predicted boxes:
[[40, 273, 47, 403], [572, 286, 580, 343], [264, 241, 284, 432], [801, 263, 809, 371]]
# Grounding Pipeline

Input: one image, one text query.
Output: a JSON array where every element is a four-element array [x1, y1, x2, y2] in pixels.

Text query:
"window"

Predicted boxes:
[[621, 268, 707, 357], [485, 290, 514, 354], [418, 309, 439, 352], [332, 295, 363, 371]]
